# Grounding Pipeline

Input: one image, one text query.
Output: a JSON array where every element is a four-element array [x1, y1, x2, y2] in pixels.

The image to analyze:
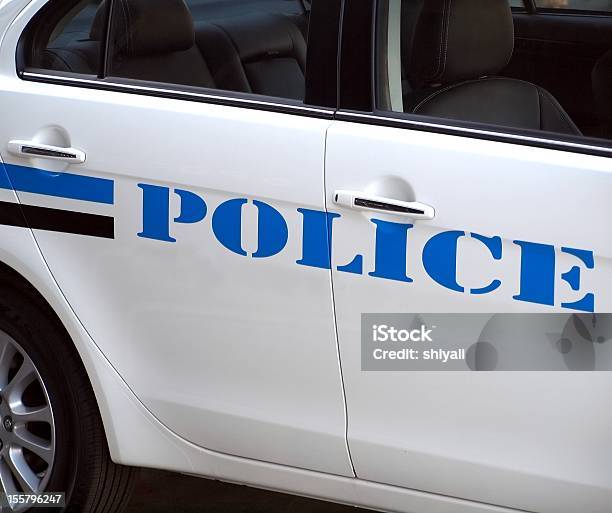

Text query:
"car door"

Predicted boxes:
[[0, 0, 353, 476], [325, 1, 612, 512]]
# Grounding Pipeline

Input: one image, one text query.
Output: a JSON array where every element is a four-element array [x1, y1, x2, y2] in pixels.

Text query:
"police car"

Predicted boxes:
[[0, 0, 610, 511]]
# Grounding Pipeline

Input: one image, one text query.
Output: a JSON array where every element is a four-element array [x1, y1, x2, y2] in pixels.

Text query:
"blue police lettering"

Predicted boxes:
[[513, 241, 594, 312], [295, 209, 364, 273], [137, 185, 596, 312], [211, 198, 288, 258], [138, 184, 207, 243], [368, 219, 413, 282], [296, 209, 339, 269], [559, 247, 594, 312], [513, 240, 555, 306], [422, 231, 502, 294], [139, 186, 288, 258]]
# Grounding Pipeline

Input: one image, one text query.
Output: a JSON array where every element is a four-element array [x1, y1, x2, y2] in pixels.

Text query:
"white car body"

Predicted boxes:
[[0, 0, 610, 512]]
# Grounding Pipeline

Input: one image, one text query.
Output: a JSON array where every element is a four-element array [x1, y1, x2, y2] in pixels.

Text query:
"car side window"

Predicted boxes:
[[376, 0, 612, 142], [21, 0, 310, 103], [22, 0, 105, 76], [105, 0, 309, 101]]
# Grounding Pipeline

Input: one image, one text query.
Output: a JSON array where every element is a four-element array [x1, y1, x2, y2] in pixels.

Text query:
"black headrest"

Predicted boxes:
[[91, 0, 195, 57], [409, 0, 514, 87]]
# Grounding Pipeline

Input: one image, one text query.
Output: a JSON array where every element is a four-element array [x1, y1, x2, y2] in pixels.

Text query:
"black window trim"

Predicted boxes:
[[336, 109, 612, 158], [100, 0, 113, 78]]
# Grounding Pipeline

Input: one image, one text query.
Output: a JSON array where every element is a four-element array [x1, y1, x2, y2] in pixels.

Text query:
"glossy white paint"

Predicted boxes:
[[325, 121, 612, 513], [0, 1, 609, 512], [0, 194, 530, 513]]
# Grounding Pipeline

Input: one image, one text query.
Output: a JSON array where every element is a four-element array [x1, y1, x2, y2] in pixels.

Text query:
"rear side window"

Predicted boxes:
[[22, 0, 105, 76], [21, 0, 311, 103], [105, 0, 309, 100]]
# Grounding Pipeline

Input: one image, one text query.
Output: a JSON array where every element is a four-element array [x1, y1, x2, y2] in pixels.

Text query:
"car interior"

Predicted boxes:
[[34, 0, 310, 100], [26, 0, 612, 141], [385, 0, 612, 139], [398, 0, 581, 135]]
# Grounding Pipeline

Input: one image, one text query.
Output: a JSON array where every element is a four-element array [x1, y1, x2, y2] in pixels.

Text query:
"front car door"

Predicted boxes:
[[0, 0, 352, 476], [326, 1, 612, 512]]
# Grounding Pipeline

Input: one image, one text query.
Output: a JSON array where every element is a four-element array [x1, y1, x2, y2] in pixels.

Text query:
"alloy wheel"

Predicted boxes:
[[0, 330, 55, 507]]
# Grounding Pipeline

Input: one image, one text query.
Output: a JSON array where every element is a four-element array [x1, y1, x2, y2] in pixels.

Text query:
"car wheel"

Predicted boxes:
[[0, 273, 136, 512]]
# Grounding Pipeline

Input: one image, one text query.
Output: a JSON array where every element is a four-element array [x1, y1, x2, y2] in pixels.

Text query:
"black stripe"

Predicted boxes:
[[0, 201, 114, 239]]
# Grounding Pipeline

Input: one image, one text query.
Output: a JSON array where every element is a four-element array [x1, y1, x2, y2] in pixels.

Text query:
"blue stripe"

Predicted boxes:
[[0, 164, 114, 205]]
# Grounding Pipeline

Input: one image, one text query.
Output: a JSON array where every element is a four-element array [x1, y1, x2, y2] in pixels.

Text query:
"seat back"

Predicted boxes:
[[405, 0, 580, 135], [104, 0, 215, 88], [196, 14, 307, 100]]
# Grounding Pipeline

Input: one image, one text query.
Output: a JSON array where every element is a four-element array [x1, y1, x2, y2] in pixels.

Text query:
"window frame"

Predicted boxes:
[[336, 0, 612, 158], [16, 0, 340, 118]]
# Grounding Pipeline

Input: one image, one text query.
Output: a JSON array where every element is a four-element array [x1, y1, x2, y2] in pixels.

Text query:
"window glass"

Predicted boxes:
[[508, 0, 525, 8], [106, 0, 309, 101], [376, 0, 612, 141], [535, 0, 612, 11], [24, 0, 105, 75]]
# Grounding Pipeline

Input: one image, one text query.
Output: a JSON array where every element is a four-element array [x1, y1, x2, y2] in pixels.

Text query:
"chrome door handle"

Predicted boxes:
[[334, 190, 435, 220], [7, 140, 86, 164]]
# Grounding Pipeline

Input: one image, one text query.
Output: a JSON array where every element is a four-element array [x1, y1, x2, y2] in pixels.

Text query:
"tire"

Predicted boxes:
[[0, 272, 136, 513]]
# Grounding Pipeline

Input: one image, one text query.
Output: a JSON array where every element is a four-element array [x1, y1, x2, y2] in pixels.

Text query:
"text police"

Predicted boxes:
[[138, 184, 595, 313]]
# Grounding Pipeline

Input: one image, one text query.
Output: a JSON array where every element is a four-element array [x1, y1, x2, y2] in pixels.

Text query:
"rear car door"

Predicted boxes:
[[0, 0, 353, 476], [326, 1, 612, 512]]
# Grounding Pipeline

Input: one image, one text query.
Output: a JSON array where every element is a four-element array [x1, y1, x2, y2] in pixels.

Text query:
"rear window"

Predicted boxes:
[[20, 0, 310, 102], [24, 0, 104, 75]]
